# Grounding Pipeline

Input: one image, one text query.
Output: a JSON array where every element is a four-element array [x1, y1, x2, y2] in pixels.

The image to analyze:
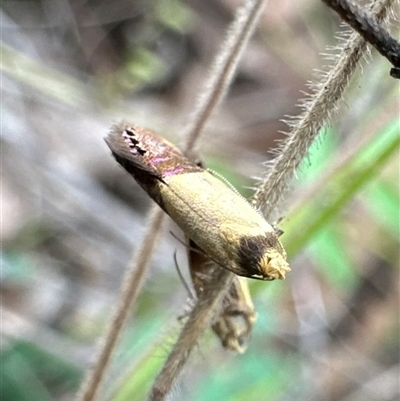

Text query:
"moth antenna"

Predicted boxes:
[[206, 168, 246, 200], [173, 250, 195, 300], [169, 231, 208, 258]]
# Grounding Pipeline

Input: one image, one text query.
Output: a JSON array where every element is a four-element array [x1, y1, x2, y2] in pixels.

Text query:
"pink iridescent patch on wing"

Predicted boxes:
[[163, 166, 186, 177]]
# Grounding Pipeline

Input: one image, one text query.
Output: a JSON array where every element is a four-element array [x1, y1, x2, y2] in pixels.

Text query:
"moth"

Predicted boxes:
[[105, 123, 290, 281]]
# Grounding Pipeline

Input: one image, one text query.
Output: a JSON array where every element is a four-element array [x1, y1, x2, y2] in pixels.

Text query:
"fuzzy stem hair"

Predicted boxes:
[[148, 0, 396, 400], [251, 0, 395, 218], [75, 1, 268, 400], [183, 0, 268, 156], [148, 0, 269, 399], [76, 207, 165, 401]]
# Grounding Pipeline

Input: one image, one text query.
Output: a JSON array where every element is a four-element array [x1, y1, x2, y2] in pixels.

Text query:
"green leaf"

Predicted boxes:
[[281, 118, 400, 258], [1, 340, 81, 401]]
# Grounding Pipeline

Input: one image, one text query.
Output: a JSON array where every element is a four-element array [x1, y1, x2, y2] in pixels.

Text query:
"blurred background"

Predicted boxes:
[[1, 1, 399, 400]]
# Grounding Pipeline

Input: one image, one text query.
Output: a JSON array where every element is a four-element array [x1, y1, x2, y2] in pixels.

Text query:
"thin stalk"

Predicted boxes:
[[251, 0, 394, 218], [321, 0, 400, 72], [76, 207, 165, 401], [148, 0, 268, 399], [148, 269, 234, 401], [148, 1, 395, 400], [76, 0, 268, 399], [183, 0, 268, 155]]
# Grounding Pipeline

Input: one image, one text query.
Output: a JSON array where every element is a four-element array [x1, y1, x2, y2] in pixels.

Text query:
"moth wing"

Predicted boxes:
[[105, 132, 161, 178]]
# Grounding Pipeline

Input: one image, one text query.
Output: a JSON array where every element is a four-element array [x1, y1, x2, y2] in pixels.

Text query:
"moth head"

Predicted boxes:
[[257, 243, 290, 280], [238, 235, 290, 281]]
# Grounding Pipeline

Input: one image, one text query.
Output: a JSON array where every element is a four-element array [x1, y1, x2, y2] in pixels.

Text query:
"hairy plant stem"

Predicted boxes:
[[148, 269, 234, 401], [77, 0, 395, 399], [322, 0, 400, 71], [183, 0, 268, 156], [76, 0, 268, 400], [251, 0, 395, 218], [76, 207, 165, 401], [148, 1, 395, 400], [148, 0, 268, 399]]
